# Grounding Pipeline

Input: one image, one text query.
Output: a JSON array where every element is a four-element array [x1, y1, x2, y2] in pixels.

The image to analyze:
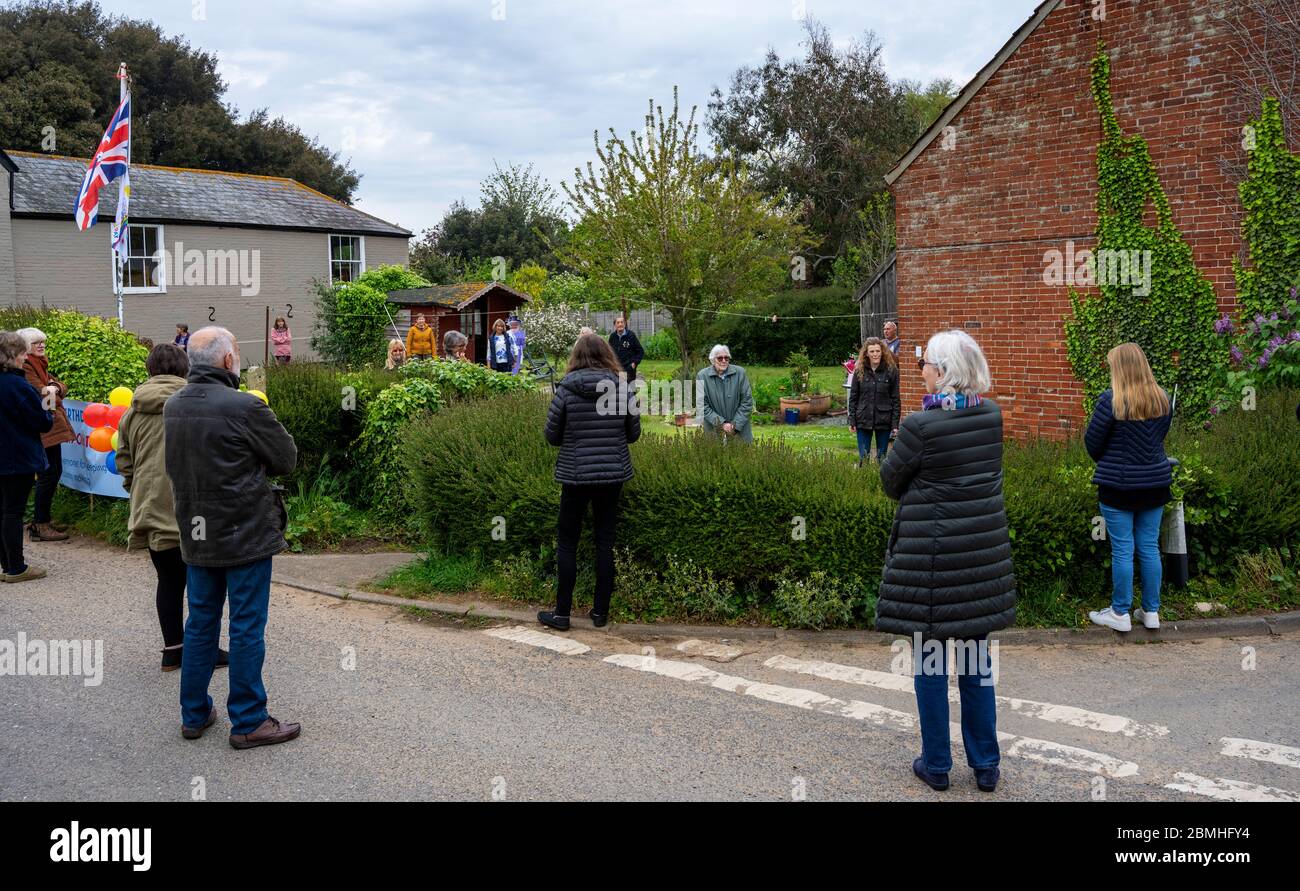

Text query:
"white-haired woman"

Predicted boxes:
[[877, 329, 1017, 794], [17, 328, 73, 541], [696, 344, 754, 443]]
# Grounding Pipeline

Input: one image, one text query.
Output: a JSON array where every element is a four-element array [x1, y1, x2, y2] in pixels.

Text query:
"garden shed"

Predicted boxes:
[[387, 281, 531, 362]]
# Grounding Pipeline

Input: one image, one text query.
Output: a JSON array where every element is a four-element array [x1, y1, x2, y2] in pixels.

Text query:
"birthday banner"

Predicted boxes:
[[59, 400, 129, 499]]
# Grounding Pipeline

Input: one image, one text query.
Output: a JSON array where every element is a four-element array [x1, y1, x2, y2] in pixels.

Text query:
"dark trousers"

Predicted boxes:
[[622, 364, 638, 382], [914, 635, 1000, 773], [181, 558, 272, 734], [555, 482, 622, 616], [0, 473, 35, 575], [32, 445, 62, 524], [148, 546, 188, 648], [490, 360, 512, 373], [856, 428, 890, 461]]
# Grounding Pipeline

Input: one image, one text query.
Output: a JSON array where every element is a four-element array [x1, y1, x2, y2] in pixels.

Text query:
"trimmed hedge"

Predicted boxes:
[[705, 287, 861, 366], [402, 389, 1300, 627]]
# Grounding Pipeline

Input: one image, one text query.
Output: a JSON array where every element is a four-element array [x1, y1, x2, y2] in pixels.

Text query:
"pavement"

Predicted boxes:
[[2, 537, 1298, 802]]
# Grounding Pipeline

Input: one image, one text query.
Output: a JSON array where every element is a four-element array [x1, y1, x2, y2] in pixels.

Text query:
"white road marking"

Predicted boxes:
[[608, 654, 1138, 777], [604, 654, 916, 731], [764, 655, 1169, 739], [1219, 737, 1300, 770], [1164, 772, 1300, 803], [482, 625, 590, 656]]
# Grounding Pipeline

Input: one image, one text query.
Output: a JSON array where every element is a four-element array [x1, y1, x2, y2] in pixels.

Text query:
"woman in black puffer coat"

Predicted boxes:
[[538, 334, 640, 631], [877, 329, 1016, 795], [848, 336, 901, 465]]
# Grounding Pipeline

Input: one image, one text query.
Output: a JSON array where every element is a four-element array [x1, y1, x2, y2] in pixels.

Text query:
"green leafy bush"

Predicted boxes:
[[399, 357, 536, 399], [354, 377, 444, 514], [311, 264, 430, 367], [641, 328, 679, 360], [5, 308, 149, 401], [771, 569, 863, 629], [284, 473, 366, 552], [264, 363, 356, 483], [705, 287, 860, 366]]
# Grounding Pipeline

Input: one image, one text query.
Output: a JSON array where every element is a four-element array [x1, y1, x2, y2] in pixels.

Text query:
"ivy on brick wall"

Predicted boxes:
[[1064, 43, 1223, 420], [1235, 97, 1300, 320]]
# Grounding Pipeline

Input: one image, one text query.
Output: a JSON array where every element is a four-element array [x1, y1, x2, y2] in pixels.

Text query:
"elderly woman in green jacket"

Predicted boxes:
[[696, 344, 754, 443], [117, 344, 228, 673]]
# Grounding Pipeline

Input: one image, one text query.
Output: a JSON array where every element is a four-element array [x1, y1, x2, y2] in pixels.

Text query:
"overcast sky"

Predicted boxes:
[[106, 0, 1040, 236]]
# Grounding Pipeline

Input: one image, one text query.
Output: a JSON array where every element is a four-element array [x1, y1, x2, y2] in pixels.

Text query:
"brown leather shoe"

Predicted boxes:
[[29, 523, 69, 542], [181, 710, 217, 740], [229, 716, 301, 750]]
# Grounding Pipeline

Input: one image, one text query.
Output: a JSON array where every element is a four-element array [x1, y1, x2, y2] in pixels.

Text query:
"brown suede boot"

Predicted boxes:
[[229, 716, 302, 750], [29, 523, 69, 542]]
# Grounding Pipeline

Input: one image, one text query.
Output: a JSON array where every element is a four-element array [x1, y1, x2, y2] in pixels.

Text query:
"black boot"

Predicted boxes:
[[588, 611, 608, 628], [537, 610, 570, 631]]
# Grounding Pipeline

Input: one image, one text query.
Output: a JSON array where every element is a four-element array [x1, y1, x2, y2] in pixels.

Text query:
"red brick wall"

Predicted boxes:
[[892, 0, 1259, 439]]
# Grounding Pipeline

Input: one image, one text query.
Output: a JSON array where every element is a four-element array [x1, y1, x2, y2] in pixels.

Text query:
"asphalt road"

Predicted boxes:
[[2, 538, 1298, 802]]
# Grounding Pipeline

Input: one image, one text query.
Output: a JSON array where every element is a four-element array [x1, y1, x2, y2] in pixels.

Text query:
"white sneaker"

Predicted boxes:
[[1089, 607, 1132, 632], [1133, 608, 1160, 629]]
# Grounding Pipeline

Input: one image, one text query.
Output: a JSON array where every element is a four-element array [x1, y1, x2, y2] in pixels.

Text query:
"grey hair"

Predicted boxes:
[[0, 331, 30, 368], [708, 344, 731, 362], [16, 327, 46, 347], [443, 330, 468, 351], [187, 326, 236, 369], [925, 329, 991, 398]]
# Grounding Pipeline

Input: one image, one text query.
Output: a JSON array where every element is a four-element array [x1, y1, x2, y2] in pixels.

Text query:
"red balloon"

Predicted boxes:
[[88, 426, 115, 453], [105, 405, 127, 428], [83, 403, 110, 428]]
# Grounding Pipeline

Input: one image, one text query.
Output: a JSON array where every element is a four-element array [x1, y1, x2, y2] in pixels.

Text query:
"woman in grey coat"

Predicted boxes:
[[877, 329, 1016, 794], [696, 344, 754, 443]]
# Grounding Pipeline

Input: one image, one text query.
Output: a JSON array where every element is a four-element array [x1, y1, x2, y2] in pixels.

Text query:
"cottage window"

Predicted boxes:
[[329, 234, 365, 282], [114, 224, 166, 293]]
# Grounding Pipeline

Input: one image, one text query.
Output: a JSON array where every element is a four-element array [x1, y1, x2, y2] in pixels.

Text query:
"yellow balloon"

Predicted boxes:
[[109, 386, 133, 408], [110, 430, 119, 451], [248, 389, 268, 404]]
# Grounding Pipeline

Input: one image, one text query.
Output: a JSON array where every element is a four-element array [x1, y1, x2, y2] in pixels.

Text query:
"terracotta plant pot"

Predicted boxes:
[[807, 393, 831, 416], [779, 396, 811, 422], [674, 412, 691, 427]]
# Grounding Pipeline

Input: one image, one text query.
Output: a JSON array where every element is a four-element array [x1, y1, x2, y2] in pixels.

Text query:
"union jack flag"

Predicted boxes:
[[74, 94, 131, 232]]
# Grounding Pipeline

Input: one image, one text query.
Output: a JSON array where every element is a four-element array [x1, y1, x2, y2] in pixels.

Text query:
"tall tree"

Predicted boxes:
[[410, 161, 569, 279], [707, 19, 915, 280], [562, 89, 810, 376], [0, 0, 359, 201]]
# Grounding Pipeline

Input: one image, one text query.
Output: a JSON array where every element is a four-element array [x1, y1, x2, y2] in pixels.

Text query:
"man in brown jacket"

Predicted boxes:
[[18, 328, 72, 542]]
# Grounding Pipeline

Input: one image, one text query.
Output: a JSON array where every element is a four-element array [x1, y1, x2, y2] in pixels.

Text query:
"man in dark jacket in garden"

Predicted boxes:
[[608, 316, 645, 381], [164, 326, 300, 749]]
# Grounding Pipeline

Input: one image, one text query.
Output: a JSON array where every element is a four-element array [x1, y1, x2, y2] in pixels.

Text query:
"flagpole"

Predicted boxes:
[[114, 62, 129, 327]]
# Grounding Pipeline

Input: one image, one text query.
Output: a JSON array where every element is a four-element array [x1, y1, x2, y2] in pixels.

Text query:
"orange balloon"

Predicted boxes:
[[88, 426, 115, 453]]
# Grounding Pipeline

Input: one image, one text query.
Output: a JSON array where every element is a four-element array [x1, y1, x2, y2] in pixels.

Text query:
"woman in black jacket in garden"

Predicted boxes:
[[848, 336, 900, 466], [877, 329, 1017, 794], [538, 333, 641, 631]]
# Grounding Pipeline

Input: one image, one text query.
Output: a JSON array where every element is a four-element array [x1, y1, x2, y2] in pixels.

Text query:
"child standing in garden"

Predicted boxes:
[[1084, 343, 1173, 632]]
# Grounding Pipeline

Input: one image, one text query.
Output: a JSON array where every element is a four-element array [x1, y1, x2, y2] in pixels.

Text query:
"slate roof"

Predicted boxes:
[[387, 282, 532, 310], [4, 150, 411, 237]]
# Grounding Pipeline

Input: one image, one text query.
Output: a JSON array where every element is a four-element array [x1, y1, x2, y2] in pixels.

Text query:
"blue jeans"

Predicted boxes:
[[1100, 503, 1164, 614], [913, 635, 1000, 773], [856, 428, 890, 461], [181, 558, 273, 734]]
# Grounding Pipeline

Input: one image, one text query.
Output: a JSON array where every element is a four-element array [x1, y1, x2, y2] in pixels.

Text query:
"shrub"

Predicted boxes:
[[265, 363, 355, 483], [399, 357, 536, 400], [12, 308, 149, 401], [516, 302, 586, 364], [354, 377, 444, 515], [641, 328, 679, 360], [771, 570, 863, 630], [312, 264, 430, 367], [284, 473, 366, 552], [705, 287, 860, 366]]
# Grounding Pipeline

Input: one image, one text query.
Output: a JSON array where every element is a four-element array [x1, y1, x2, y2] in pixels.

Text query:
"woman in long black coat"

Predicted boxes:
[[877, 329, 1017, 794]]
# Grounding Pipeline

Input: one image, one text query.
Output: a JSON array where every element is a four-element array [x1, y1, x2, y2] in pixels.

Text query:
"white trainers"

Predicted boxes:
[[1133, 608, 1160, 629], [1089, 607, 1132, 632]]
